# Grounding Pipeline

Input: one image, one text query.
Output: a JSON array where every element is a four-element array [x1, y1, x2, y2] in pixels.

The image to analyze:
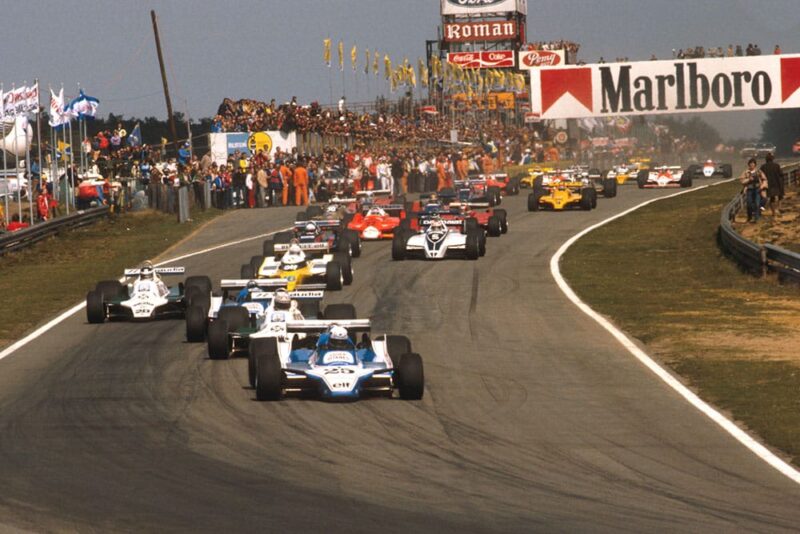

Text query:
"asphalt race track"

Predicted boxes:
[[1, 183, 799, 533]]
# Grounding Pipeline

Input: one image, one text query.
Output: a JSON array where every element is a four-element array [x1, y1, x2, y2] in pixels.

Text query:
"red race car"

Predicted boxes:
[[347, 204, 407, 240]]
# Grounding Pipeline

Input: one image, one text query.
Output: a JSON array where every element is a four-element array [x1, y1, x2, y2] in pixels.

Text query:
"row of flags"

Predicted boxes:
[[48, 88, 100, 129], [322, 39, 526, 94]]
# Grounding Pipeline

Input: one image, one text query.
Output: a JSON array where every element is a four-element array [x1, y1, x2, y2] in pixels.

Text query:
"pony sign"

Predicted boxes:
[[528, 54, 800, 119]]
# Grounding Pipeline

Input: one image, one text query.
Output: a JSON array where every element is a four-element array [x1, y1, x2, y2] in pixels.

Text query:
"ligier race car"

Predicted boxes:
[[347, 204, 406, 240], [269, 218, 361, 258], [527, 170, 595, 211], [250, 320, 424, 401], [686, 160, 733, 178], [637, 165, 692, 188], [392, 216, 482, 260], [244, 240, 352, 291], [85, 263, 211, 323]]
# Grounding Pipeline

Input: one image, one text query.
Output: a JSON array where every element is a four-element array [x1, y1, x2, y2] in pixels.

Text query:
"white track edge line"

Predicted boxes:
[[0, 226, 292, 362], [549, 180, 800, 485]]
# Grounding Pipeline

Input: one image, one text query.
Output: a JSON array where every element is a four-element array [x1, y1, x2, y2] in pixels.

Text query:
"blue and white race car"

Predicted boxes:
[[251, 320, 424, 401]]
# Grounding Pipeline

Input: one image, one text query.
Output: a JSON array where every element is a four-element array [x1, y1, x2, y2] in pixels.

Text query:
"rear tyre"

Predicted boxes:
[[255, 351, 283, 401], [637, 170, 648, 189], [493, 208, 508, 234], [185, 275, 212, 295], [298, 299, 321, 319], [274, 231, 294, 244], [397, 353, 424, 400], [207, 320, 230, 360], [478, 231, 486, 257], [602, 178, 617, 198], [487, 216, 502, 237], [86, 290, 105, 324], [263, 239, 275, 257], [323, 303, 357, 320], [240, 264, 256, 279], [465, 230, 480, 260], [185, 305, 207, 342], [335, 252, 354, 285], [325, 261, 344, 290], [721, 163, 733, 178], [345, 230, 361, 257], [306, 205, 324, 218], [249, 255, 264, 273], [589, 188, 598, 209], [295, 210, 308, 222], [528, 192, 540, 212], [487, 186, 501, 206], [249, 338, 279, 389], [464, 217, 480, 234], [385, 335, 412, 367], [680, 173, 693, 188], [95, 280, 125, 299], [392, 232, 407, 261], [580, 189, 593, 211]]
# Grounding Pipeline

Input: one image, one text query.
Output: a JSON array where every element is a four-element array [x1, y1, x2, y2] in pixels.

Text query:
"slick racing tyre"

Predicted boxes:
[[335, 252, 354, 285], [240, 264, 256, 280], [255, 351, 283, 401], [325, 261, 344, 290], [249, 255, 264, 273], [295, 211, 307, 222], [478, 231, 486, 257], [345, 229, 361, 258], [274, 231, 294, 244], [305, 205, 324, 218], [385, 335, 412, 367], [589, 188, 598, 209], [493, 208, 508, 234], [464, 217, 480, 234], [185, 305, 207, 342], [637, 170, 648, 189], [323, 303, 357, 320], [487, 215, 502, 237], [263, 239, 275, 257], [95, 280, 125, 299], [580, 189, 593, 211], [86, 290, 105, 324], [249, 338, 279, 389], [397, 353, 424, 400], [602, 178, 617, 198], [487, 186, 501, 206], [465, 230, 480, 260], [185, 275, 212, 296], [721, 164, 733, 178], [680, 173, 692, 188], [184, 286, 210, 317], [298, 299, 321, 319], [528, 192, 540, 212], [392, 231, 407, 261], [207, 320, 230, 360]]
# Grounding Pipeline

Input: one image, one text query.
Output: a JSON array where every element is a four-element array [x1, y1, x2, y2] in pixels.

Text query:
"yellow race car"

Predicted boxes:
[[520, 166, 556, 189], [527, 170, 595, 211], [606, 158, 651, 185], [240, 241, 352, 291]]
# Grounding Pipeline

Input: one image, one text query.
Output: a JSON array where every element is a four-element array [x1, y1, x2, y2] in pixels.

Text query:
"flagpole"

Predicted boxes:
[[68, 119, 76, 210], [61, 84, 70, 214], [35, 79, 43, 213], [77, 83, 85, 176], [1, 83, 8, 227], [12, 84, 22, 225]]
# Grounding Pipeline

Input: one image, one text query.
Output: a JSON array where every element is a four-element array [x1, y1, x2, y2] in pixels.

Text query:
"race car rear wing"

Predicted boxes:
[[274, 242, 331, 253], [220, 279, 288, 289], [250, 290, 324, 300], [124, 267, 185, 276], [286, 319, 371, 333], [362, 203, 405, 212], [449, 200, 490, 209], [356, 189, 392, 198], [295, 283, 327, 290], [418, 216, 464, 227], [294, 219, 341, 230]]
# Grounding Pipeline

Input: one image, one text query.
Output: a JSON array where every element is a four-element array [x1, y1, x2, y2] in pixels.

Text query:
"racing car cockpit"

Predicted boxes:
[[302, 221, 321, 237], [311, 326, 357, 364], [365, 206, 386, 217], [132, 261, 169, 297], [236, 280, 260, 303], [279, 241, 309, 271]]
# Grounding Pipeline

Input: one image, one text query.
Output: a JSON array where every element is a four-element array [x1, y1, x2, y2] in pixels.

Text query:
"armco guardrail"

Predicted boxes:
[[718, 164, 800, 284], [0, 206, 110, 256]]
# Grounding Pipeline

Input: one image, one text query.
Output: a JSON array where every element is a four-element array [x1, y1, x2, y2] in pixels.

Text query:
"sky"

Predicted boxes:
[[4, 0, 800, 139]]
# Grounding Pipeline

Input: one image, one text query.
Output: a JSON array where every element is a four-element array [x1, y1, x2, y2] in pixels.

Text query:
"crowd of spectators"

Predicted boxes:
[[674, 43, 779, 59]]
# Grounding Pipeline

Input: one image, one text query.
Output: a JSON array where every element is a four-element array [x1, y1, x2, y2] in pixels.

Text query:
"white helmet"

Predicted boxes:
[[274, 288, 291, 310], [330, 325, 348, 341], [140, 261, 155, 281], [304, 222, 319, 235]]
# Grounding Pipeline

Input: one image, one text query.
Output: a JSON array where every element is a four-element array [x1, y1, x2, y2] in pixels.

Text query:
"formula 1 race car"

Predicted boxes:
[[520, 166, 556, 189], [686, 160, 733, 178], [244, 240, 352, 291], [85, 263, 211, 323], [432, 187, 508, 236], [464, 170, 521, 203], [250, 319, 424, 401], [637, 165, 692, 188], [347, 204, 406, 240], [527, 170, 595, 211], [269, 217, 361, 259], [392, 216, 482, 260], [606, 158, 652, 185]]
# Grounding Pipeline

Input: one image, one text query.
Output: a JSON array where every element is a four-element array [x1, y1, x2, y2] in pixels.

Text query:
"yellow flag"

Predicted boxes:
[[408, 64, 416, 87], [364, 48, 370, 74], [384, 55, 392, 80], [338, 40, 344, 71], [323, 39, 331, 66], [417, 58, 427, 87], [373, 51, 379, 76], [351, 44, 357, 71]]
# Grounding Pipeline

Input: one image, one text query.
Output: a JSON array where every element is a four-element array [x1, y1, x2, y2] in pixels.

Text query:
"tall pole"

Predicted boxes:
[[151, 10, 179, 157], [68, 120, 75, 210], [12, 84, 22, 224], [1, 83, 8, 227]]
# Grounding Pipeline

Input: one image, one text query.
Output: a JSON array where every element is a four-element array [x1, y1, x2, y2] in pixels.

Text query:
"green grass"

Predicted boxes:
[[562, 180, 800, 465], [0, 207, 221, 347]]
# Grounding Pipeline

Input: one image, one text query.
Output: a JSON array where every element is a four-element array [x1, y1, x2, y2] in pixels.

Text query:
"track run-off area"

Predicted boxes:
[[1, 183, 799, 532]]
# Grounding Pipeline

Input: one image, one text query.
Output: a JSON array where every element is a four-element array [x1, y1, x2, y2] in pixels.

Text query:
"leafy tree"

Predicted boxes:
[[761, 109, 800, 156]]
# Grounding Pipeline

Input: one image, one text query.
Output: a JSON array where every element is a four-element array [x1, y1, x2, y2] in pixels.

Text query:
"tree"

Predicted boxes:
[[761, 109, 800, 156]]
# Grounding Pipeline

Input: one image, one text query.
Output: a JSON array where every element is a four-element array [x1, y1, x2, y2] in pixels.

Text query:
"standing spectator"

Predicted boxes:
[[735, 44, 743, 56], [279, 160, 293, 206], [774, 44, 782, 55], [760, 153, 784, 217], [269, 165, 283, 207], [256, 165, 268, 207], [727, 44, 734, 57], [232, 162, 246, 207], [739, 158, 767, 222], [178, 143, 191, 166], [338, 96, 346, 116], [293, 160, 309, 206]]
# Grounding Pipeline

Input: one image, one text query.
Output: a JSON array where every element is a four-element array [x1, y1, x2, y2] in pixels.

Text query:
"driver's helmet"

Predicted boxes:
[[274, 288, 291, 310], [280, 241, 307, 269], [366, 206, 385, 217], [428, 218, 447, 233], [325, 325, 352, 351], [304, 221, 320, 235], [246, 280, 259, 291], [140, 261, 155, 281], [428, 193, 438, 203], [705, 159, 713, 165]]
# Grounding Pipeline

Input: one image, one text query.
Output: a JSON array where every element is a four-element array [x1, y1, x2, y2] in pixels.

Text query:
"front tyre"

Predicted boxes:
[[185, 305, 207, 342], [397, 353, 424, 400], [255, 351, 283, 401], [86, 290, 105, 324]]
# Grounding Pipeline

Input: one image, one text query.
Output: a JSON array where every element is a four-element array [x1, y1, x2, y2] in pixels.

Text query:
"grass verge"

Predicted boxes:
[[0, 207, 221, 348], [561, 180, 800, 466]]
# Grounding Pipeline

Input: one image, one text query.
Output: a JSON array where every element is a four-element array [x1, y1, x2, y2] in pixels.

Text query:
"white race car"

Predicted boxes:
[[687, 160, 733, 178], [85, 263, 211, 323], [392, 216, 481, 260], [250, 320, 424, 401], [636, 165, 692, 188]]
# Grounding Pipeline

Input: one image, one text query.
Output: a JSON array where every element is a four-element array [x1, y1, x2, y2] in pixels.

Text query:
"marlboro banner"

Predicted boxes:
[[529, 54, 800, 119]]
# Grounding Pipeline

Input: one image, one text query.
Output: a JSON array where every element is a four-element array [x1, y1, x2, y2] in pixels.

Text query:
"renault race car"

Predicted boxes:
[[521, 166, 556, 188], [527, 170, 595, 211], [250, 319, 424, 401], [606, 158, 652, 185], [392, 216, 482, 260], [243, 240, 352, 291], [637, 165, 692, 188], [686, 160, 733, 178], [85, 263, 211, 323]]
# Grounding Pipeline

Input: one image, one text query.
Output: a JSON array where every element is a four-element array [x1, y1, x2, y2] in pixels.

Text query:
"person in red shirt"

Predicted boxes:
[[7, 214, 29, 232]]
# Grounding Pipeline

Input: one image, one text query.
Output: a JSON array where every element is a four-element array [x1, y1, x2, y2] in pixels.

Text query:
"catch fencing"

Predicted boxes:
[[0, 206, 109, 256], [718, 164, 800, 284]]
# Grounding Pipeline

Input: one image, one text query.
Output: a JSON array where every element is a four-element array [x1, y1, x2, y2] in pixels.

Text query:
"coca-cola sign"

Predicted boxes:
[[444, 21, 517, 43], [519, 50, 565, 69], [448, 50, 515, 69]]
